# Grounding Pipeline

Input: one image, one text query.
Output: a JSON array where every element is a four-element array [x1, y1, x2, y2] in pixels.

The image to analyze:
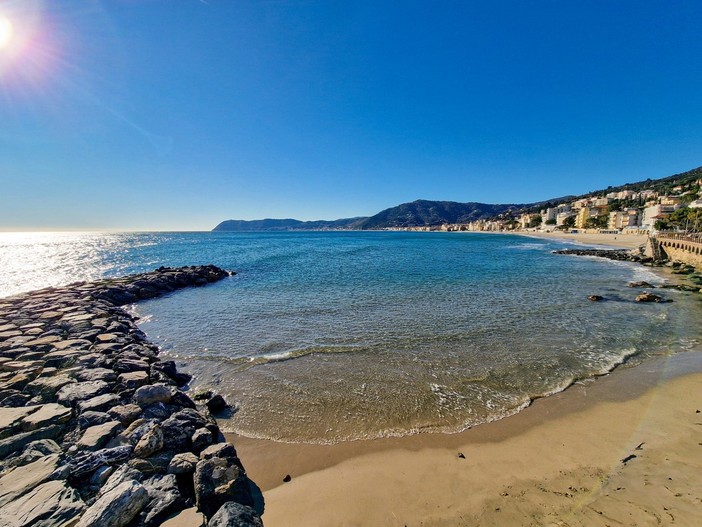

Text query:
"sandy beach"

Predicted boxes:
[[230, 350, 702, 526], [516, 230, 649, 250]]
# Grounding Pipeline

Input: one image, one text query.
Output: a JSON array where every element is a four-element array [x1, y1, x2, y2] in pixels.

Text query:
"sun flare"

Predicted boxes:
[[0, 16, 13, 49]]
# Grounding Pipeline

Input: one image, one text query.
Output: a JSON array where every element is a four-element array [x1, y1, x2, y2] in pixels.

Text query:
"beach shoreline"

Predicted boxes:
[[230, 349, 702, 526], [501, 229, 649, 250]]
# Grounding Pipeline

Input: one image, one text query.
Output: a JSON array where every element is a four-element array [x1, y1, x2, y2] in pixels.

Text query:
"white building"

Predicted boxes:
[[608, 209, 640, 230]]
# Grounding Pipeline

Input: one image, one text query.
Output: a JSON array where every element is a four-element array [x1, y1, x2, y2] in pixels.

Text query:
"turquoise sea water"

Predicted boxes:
[[1, 231, 700, 443]]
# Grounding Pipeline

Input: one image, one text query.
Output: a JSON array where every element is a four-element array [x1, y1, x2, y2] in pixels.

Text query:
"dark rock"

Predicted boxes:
[[69, 446, 133, 479], [283, 474, 292, 483], [151, 361, 191, 386], [142, 402, 173, 420], [193, 457, 253, 518], [192, 389, 213, 401], [89, 465, 114, 487], [191, 427, 213, 452], [171, 390, 196, 409], [208, 502, 263, 527], [108, 404, 142, 426], [587, 295, 604, 301], [142, 474, 182, 526], [206, 394, 228, 413], [161, 409, 213, 452], [635, 292, 669, 303], [78, 411, 113, 429], [134, 385, 173, 407], [200, 442, 239, 462], [628, 281, 654, 288], [0, 393, 31, 407], [127, 452, 172, 476]]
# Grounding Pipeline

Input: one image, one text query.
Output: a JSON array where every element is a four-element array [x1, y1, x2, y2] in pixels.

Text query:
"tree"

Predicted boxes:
[[585, 215, 608, 229], [528, 216, 542, 228], [560, 216, 576, 229], [545, 218, 557, 225]]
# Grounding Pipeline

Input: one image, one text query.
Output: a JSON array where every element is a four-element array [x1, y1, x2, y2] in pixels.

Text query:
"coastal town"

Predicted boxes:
[[403, 176, 702, 235]]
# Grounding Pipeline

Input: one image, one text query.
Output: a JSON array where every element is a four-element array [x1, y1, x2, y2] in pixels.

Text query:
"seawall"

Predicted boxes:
[[0, 265, 263, 527]]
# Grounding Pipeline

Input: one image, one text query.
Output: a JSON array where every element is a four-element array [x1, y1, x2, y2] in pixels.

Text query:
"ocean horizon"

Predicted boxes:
[[2, 230, 700, 444]]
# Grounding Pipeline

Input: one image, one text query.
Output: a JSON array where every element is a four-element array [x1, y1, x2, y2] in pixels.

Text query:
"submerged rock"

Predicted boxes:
[[635, 292, 669, 303]]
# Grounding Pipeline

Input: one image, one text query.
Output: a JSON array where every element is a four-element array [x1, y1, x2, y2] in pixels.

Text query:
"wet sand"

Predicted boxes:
[[228, 350, 702, 526]]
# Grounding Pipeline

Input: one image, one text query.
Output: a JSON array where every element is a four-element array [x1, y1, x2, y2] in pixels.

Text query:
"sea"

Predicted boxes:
[[1, 231, 701, 443]]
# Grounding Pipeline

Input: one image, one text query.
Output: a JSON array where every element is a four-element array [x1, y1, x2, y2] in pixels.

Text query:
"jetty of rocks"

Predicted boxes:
[[0, 265, 263, 527]]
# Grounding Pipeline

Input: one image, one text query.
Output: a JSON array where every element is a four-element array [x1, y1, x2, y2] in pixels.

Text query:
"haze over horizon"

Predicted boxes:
[[1, 1, 701, 231]]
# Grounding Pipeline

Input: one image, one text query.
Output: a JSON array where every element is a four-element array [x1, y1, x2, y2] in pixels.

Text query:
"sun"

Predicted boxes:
[[0, 15, 14, 49]]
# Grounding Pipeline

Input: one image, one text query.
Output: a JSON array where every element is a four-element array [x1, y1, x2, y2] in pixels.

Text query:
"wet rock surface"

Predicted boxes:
[[0, 265, 263, 526]]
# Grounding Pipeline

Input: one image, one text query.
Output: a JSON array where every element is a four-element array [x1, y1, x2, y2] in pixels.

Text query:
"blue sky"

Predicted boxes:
[[0, 0, 701, 230]]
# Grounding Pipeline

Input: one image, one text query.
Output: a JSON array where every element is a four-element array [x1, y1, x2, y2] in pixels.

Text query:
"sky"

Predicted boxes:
[[0, 0, 701, 231]]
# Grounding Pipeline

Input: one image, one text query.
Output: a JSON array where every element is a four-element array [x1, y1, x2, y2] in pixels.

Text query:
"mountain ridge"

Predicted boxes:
[[212, 165, 701, 232]]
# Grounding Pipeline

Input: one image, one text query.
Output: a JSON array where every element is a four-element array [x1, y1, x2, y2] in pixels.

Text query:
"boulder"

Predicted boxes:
[[57, 381, 110, 406], [127, 452, 172, 476], [77, 393, 121, 414], [74, 367, 117, 383], [134, 385, 173, 406], [134, 424, 164, 458], [587, 295, 604, 301], [118, 370, 149, 389], [1, 439, 62, 472], [97, 464, 144, 498], [90, 465, 114, 487], [77, 421, 122, 451], [19, 403, 73, 432], [142, 474, 182, 526], [0, 453, 61, 507], [108, 404, 142, 426], [167, 452, 199, 475], [193, 457, 253, 518], [208, 502, 263, 527], [191, 427, 213, 452], [0, 405, 41, 439], [628, 281, 654, 288], [635, 292, 668, 303], [69, 446, 133, 479], [206, 394, 228, 413], [0, 480, 85, 527], [161, 409, 213, 451], [78, 411, 112, 429], [77, 479, 149, 527], [0, 425, 64, 458]]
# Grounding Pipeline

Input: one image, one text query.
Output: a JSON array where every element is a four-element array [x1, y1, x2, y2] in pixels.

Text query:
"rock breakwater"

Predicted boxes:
[[552, 248, 651, 264], [0, 265, 263, 527]]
